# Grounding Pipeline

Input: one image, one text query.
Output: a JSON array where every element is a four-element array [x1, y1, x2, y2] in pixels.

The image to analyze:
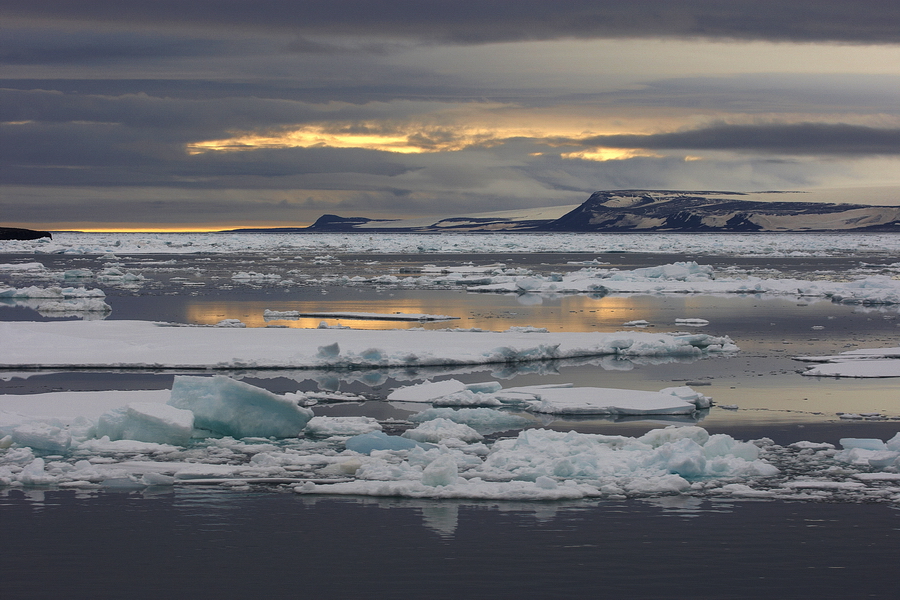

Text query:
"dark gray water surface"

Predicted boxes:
[[3, 488, 899, 600]]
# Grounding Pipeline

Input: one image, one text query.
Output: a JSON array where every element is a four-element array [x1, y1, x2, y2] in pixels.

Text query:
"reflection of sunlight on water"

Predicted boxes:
[[182, 294, 687, 332]]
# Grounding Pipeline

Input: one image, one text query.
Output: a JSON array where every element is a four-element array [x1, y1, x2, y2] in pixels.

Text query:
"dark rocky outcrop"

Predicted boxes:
[[0, 227, 52, 240]]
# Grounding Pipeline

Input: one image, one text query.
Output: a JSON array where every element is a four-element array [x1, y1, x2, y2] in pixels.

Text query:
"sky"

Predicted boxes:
[[2, 1, 900, 231]]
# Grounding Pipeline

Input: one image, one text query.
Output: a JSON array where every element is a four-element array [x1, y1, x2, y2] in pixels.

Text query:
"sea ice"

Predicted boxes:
[[409, 407, 530, 433], [5, 231, 900, 257], [304, 416, 382, 437], [11, 423, 72, 453], [401, 418, 484, 444], [168, 375, 314, 438], [0, 285, 105, 299], [388, 379, 467, 401], [95, 402, 194, 446], [344, 430, 425, 454], [0, 320, 738, 370], [796, 346, 900, 377]]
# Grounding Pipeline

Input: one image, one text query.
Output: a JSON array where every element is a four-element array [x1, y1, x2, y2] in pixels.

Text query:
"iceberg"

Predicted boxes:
[[168, 375, 313, 438]]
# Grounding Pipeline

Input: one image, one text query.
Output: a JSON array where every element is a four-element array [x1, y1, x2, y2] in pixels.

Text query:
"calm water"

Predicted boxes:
[[3, 488, 899, 600]]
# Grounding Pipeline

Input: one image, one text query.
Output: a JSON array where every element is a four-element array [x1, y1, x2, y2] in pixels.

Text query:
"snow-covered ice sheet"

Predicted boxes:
[[0, 320, 737, 370]]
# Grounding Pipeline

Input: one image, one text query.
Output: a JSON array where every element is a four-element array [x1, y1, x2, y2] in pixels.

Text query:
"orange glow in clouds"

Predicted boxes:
[[187, 119, 660, 162]]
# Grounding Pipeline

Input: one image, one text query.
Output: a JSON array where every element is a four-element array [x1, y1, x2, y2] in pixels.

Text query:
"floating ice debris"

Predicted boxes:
[[0, 262, 46, 272], [522, 385, 711, 415], [402, 418, 483, 444], [389, 379, 467, 401], [461, 261, 900, 305], [796, 345, 900, 378], [168, 375, 314, 439], [316, 320, 351, 329], [215, 319, 246, 328], [96, 267, 144, 284], [304, 416, 382, 437], [2, 405, 900, 505], [295, 425, 779, 501], [264, 309, 458, 321], [344, 430, 426, 454], [624, 320, 650, 327], [0, 285, 105, 299], [409, 408, 530, 434], [675, 318, 709, 327], [0, 321, 738, 370], [35, 298, 111, 313], [388, 380, 507, 406], [232, 271, 282, 281], [390, 380, 710, 416]]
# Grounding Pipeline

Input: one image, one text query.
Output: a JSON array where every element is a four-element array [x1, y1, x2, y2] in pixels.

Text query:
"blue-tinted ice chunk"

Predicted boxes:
[[168, 375, 313, 439], [345, 430, 420, 454]]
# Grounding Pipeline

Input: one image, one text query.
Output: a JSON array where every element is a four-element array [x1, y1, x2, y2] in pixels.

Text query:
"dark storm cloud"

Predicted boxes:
[[3, 1, 899, 45], [0, 28, 240, 65], [566, 123, 900, 156]]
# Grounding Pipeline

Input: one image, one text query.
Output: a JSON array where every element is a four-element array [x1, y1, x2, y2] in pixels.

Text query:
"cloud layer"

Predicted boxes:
[[2, 2, 900, 228]]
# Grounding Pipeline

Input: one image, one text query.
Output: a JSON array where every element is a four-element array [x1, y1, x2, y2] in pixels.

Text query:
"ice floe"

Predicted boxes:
[[0, 285, 105, 299], [389, 379, 711, 415], [796, 346, 900, 377], [0, 320, 737, 370]]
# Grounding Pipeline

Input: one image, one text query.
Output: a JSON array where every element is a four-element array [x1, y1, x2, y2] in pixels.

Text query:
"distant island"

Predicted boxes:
[[224, 189, 900, 234], [0, 227, 52, 240]]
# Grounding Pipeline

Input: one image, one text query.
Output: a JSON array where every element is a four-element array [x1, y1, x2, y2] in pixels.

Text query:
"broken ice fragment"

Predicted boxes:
[[168, 375, 313, 439]]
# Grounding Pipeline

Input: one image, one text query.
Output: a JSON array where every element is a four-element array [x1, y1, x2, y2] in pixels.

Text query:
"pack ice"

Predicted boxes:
[[2, 376, 899, 505]]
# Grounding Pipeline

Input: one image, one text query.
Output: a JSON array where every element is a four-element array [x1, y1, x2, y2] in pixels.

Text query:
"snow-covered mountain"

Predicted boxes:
[[544, 190, 900, 232], [245, 188, 900, 233]]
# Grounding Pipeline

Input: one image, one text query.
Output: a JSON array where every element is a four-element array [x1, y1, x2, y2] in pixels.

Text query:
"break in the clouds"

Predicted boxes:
[[2, 2, 900, 229]]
